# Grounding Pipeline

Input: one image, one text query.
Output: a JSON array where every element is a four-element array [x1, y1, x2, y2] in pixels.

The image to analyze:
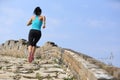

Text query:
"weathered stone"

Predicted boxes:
[[0, 55, 73, 80], [13, 74, 21, 80], [0, 39, 119, 80]]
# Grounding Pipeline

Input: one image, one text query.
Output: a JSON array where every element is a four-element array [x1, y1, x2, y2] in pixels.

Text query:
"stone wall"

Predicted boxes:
[[0, 39, 28, 57], [62, 50, 116, 80], [0, 39, 120, 80]]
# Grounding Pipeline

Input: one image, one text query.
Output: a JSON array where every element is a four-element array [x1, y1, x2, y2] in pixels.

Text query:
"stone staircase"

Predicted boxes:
[[0, 39, 120, 80], [0, 55, 74, 80]]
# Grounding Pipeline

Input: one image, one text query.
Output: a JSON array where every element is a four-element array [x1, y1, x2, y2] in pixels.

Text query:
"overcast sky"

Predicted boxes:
[[0, 0, 120, 67]]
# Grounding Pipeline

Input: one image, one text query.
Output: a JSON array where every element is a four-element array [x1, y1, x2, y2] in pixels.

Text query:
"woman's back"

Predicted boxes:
[[31, 16, 42, 30]]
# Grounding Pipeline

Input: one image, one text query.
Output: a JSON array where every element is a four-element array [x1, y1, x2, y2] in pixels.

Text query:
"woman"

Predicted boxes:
[[27, 7, 46, 63]]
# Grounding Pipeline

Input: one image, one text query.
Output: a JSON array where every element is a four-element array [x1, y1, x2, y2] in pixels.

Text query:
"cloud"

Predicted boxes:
[[48, 18, 61, 26], [46, 17, 62, 29], [0, 6, 26, 42], [87, 20, 102, 27], [86, 19, 118, 28], [107, 1, 120, 10], [0, 6, 25, 26], [80, 4, 89, 8]]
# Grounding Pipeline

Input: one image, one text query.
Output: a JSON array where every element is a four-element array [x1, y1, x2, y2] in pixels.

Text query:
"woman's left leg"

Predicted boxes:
[[28, 30, 34, 63]]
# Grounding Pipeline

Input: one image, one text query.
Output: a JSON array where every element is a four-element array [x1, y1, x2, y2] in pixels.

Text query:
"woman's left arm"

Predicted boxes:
[[42, 16, 46, 29]]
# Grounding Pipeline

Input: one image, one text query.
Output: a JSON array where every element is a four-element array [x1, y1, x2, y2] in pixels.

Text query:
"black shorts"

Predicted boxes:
[[28, 29, 41, 46]]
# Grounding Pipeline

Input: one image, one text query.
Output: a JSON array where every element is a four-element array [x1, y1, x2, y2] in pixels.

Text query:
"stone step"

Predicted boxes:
[[0, 55, 73, 80]]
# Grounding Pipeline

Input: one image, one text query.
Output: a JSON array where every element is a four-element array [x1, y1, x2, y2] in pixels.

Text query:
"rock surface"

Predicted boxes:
[[0, 55, 74, 80], [0, 39, 120, 80]]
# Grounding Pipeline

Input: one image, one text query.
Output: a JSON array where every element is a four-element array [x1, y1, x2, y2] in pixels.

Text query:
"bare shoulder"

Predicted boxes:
[[39, 15, 45, 21], [40, 15, 45, 18], [31, 16, 35, 20]]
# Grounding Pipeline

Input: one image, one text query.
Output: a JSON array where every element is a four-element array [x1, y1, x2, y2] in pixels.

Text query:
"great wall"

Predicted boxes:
[[0, 39, 120, 80]]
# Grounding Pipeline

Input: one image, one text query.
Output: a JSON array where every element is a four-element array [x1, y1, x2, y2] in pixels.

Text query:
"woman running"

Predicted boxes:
[[27, 7, 46, 63]]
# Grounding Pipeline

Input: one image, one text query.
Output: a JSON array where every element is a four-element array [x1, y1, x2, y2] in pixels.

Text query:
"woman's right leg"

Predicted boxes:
[[28, 29, 34, 63], [28, 45, 33, 63], [28, 45, 32, 53]]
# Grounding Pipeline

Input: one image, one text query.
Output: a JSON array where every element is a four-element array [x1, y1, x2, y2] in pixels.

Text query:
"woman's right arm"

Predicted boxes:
[[27, 16, 34, 26], [27, 18, 32, 26]]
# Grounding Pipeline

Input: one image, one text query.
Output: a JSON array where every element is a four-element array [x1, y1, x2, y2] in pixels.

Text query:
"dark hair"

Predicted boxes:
[[33, 7, 42, 16]]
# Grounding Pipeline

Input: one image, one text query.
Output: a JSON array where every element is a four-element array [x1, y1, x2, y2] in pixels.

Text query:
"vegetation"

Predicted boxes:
[[36, 73, 43, 80], [64, 77, 75, 80]]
